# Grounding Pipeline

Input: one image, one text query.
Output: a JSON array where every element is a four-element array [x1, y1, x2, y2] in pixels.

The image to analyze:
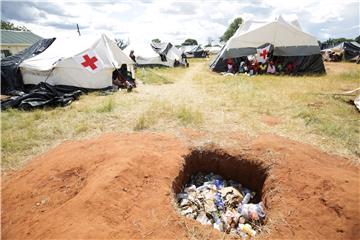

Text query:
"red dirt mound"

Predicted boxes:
[[2, 132, 359, 239]]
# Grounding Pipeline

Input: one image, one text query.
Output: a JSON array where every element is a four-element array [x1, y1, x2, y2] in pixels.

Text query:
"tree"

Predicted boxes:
[[220, 17, 242, 42], [115, 38, 128, 50], [355, 35, 360, 44], [323, 37, 354, 47], [1, 20, 29, 31], [152, 38, 161, 43], [182, 38, 198, 46]]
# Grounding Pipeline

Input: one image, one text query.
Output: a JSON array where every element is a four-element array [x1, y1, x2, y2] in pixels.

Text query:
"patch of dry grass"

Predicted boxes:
[[133, 100, 204, 131], [193, 61, 360, 158], [1, 61, 359, 170]]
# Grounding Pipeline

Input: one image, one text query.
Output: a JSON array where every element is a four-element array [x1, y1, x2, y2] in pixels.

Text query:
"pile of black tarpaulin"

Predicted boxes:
[[1, 83, 83, 110], [0, 37, 85, 110]]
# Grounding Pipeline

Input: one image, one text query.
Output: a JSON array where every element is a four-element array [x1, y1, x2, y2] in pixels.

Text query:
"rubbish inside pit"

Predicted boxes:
[[176, 172, 265, 239]]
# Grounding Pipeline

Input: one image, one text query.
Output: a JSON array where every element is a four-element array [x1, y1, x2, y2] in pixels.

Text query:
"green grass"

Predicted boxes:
[[136, 67, 173, 84], [175, 105, 203, 126], [135, 66, 187, 85], [133, 100, 204, 131]]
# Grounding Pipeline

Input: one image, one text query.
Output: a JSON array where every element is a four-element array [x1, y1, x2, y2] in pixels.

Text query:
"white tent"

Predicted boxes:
[[210, 16, 325, 74], [204, 46, 222, 54], [20, 34, 134, 89], [179, 45, 206, 58], [124, 42, 182, 67], [224, 16, 320, 58]]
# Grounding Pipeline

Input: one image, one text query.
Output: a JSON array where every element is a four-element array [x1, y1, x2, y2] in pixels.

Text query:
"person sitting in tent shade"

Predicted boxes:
[[259, 62, 268, 74], [275, 61, 284, 74], [244, 60, 251, 74], [239, 61, 246, 73], [267, 61, 276, 74], [129, 50, 136, 62], [181, 52, 189, 67], [226, 58, 234, 73], [250, 59, 260, 75], [112, 64, 136, 91], [285, 62, 295, 74]]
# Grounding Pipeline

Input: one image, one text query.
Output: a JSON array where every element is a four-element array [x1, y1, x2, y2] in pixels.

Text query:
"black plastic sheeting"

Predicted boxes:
[[1, 38, 56, 95], [151, 42, 173, 62], [322, 42, 360, 61], [1, 82, 83, 110], [151, 42, 173, 55], [273, 54, 325, 74], [338, 42, 360, 61], [181, 45, 207, 58]]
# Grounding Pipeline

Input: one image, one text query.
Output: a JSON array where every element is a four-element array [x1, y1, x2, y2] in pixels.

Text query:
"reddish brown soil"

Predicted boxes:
[[2, 132, 359, 239], [261, 115, 282, 126]]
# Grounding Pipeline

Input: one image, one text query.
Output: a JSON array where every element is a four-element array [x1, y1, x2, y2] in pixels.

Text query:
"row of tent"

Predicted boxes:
[[179, 45, 207, 58], [2, 35, 210, 95], [320, 41, 360, 62], [203, 45, 222, 55], [0, 33, 215, 109], [178, 45, 222, 57], [123, 43, 221, 67], [3, 16, 351, 96], [210, 16, 326, 74], [1, 34, 135, 94], [124, 42, 183, 67]]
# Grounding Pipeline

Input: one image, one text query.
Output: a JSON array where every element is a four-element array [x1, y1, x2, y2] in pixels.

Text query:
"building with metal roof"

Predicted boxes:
[[1, 30, 43, 58]]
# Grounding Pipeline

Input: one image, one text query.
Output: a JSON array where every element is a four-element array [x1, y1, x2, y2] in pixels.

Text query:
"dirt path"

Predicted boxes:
[[140, 61, 208, 104], [136, 61, 240, 135]]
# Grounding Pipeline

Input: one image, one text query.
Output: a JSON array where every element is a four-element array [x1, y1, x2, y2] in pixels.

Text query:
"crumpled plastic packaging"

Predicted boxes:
[[176, 172, 265, 239], [238, 202, 266, 221]]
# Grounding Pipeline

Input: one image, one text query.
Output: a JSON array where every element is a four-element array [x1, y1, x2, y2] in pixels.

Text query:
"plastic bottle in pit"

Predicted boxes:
[[238, 223, 256, 237]]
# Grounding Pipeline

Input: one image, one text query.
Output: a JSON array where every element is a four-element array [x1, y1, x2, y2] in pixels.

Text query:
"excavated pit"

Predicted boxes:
[[172, 148, 270, 236], [173, 148, 269, 203]]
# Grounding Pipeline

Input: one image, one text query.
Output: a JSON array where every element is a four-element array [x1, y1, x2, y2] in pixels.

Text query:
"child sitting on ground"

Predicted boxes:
[[259, 62, 268, 74]]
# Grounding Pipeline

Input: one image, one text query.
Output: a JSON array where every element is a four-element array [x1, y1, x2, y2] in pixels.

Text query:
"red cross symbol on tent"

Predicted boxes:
[[260, 49, 268, 60], [81, 54, 98, 70]]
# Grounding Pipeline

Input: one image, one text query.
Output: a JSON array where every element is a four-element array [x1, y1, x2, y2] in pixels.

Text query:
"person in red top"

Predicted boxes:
[[251, 59, 260, 75], [286, 62, 294, 74], [226, 58, 234, 73]]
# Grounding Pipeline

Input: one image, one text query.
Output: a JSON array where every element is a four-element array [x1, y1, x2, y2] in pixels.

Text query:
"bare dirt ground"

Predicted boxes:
[[2, 132, 359, 239]]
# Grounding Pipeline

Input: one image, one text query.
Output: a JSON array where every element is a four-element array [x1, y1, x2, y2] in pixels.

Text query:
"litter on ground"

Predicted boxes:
[[176, 172, 265, 239]]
